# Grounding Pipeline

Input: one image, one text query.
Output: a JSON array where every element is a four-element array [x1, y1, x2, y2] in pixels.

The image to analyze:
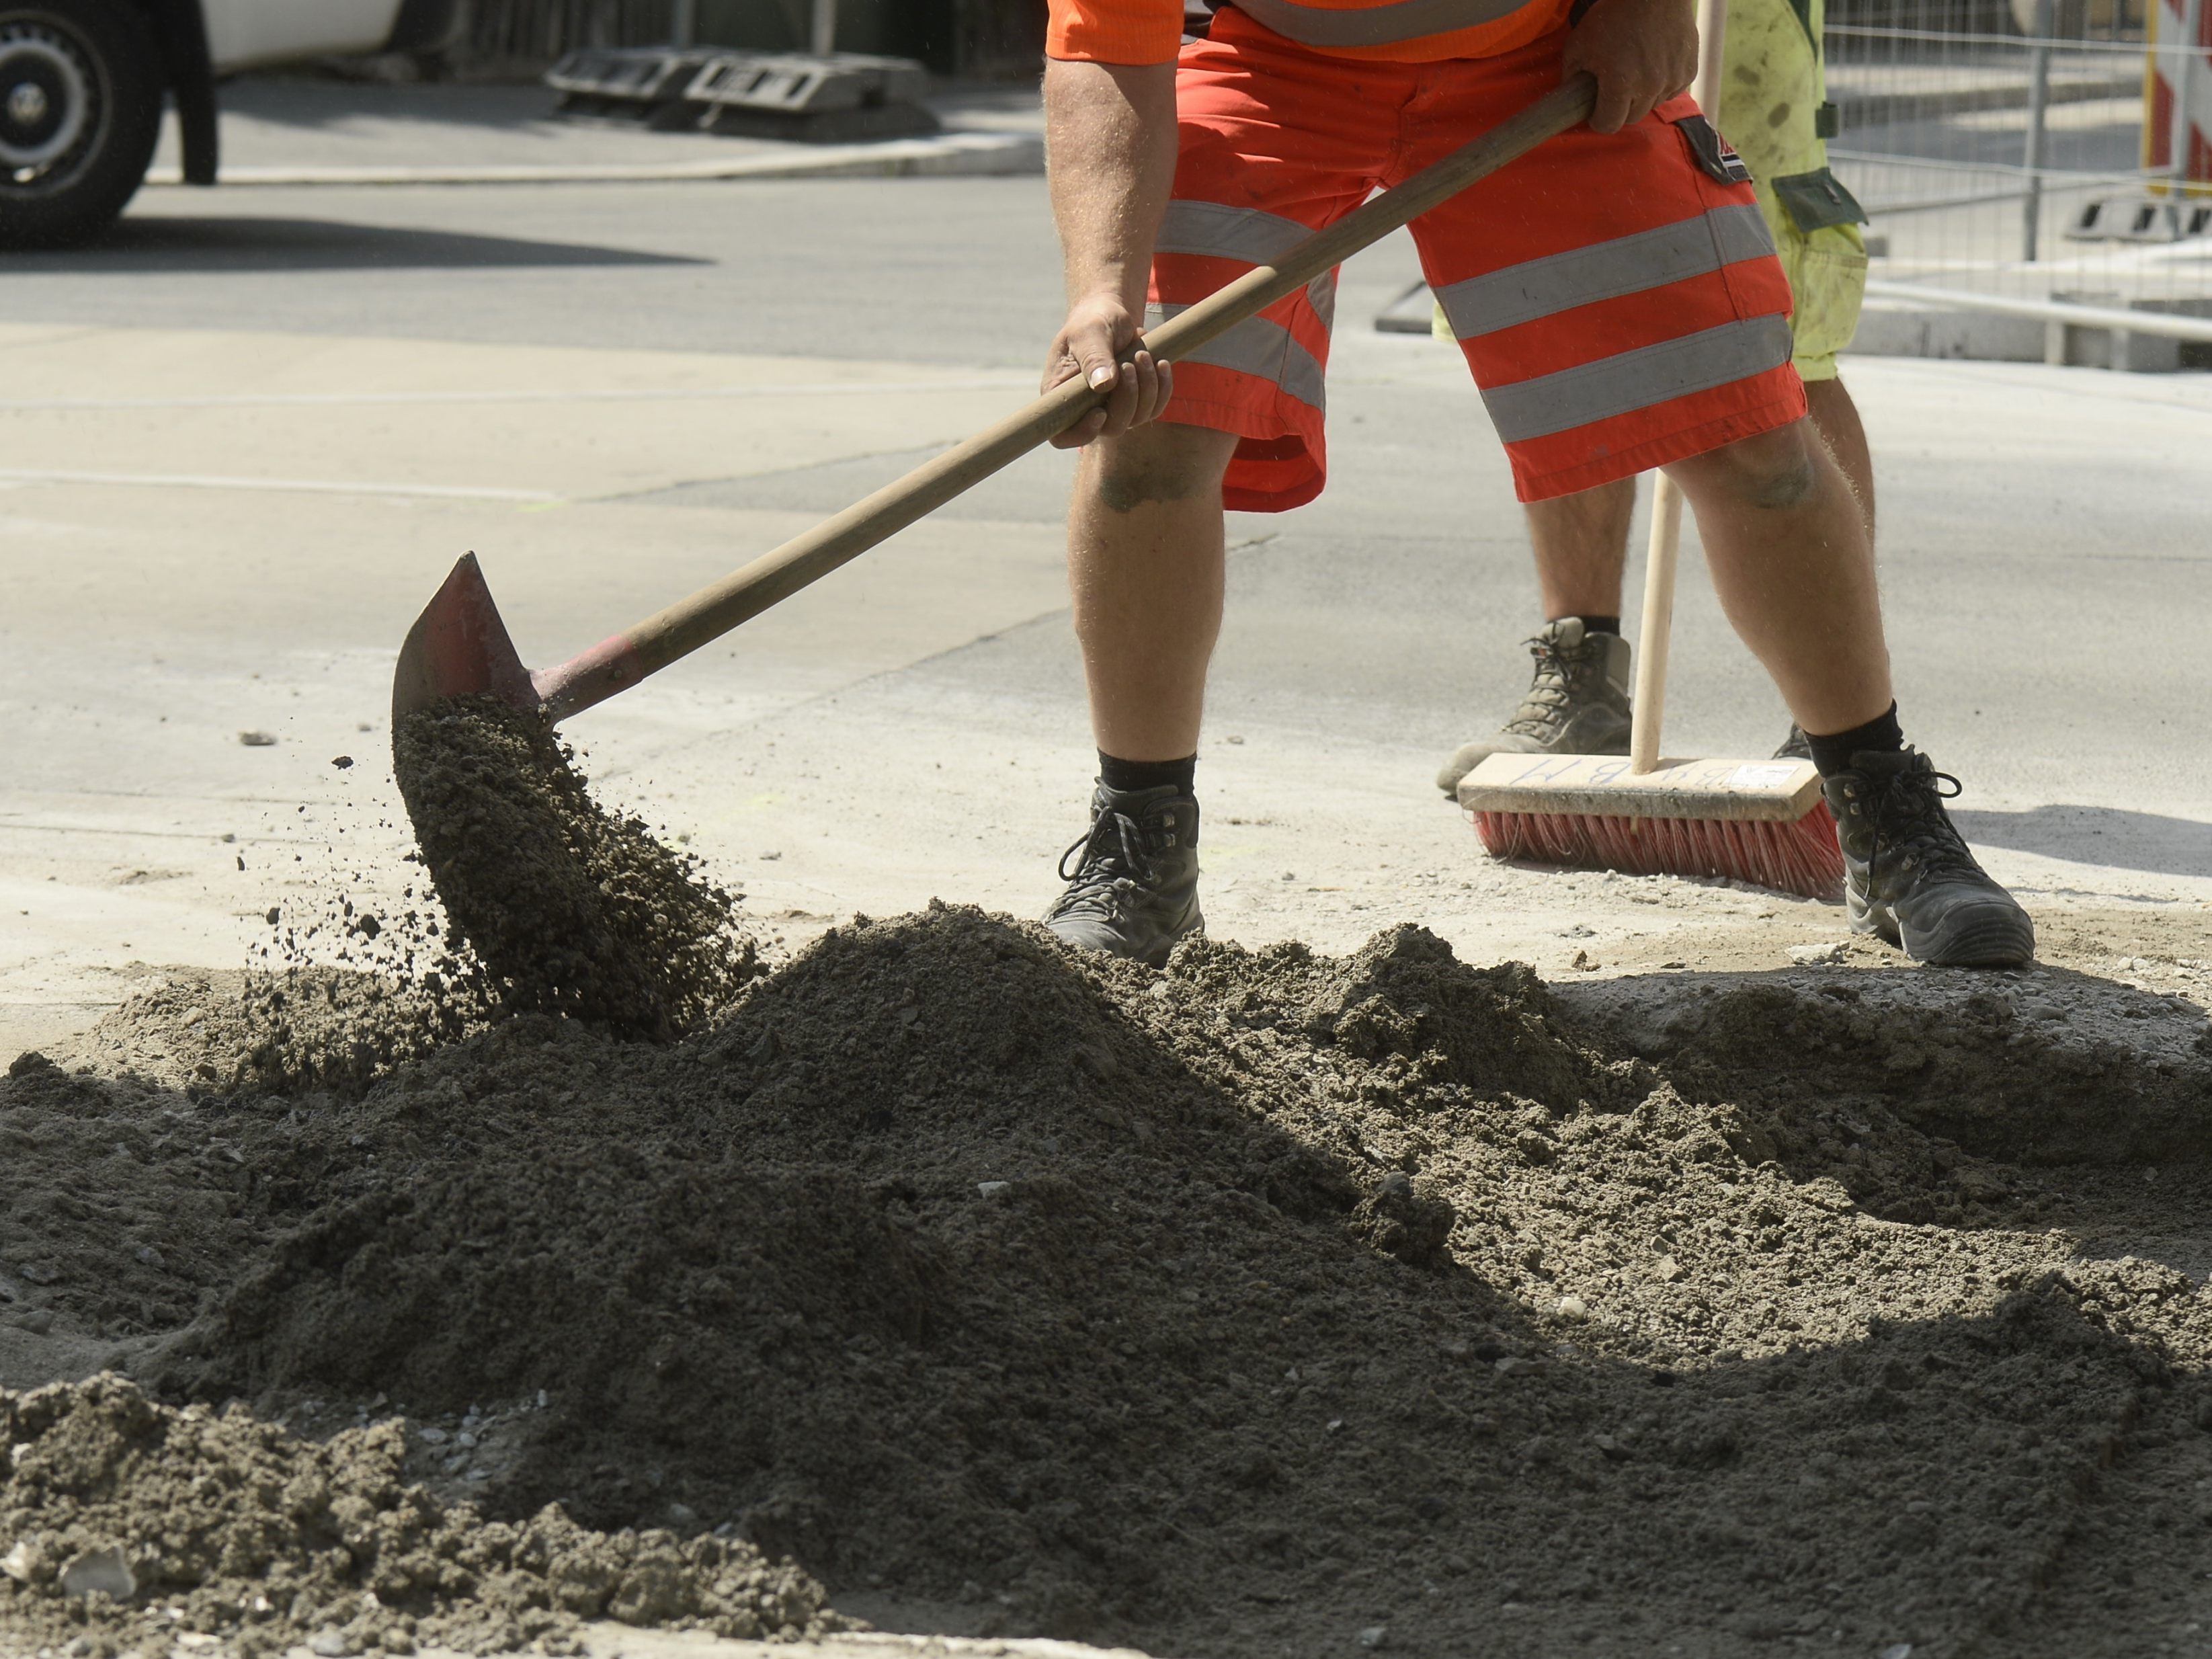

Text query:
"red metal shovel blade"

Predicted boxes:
[[391, 553, 540, 723]]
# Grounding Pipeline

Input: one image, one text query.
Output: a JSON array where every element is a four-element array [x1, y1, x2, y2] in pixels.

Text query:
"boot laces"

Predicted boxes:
[[1869, 764, 1975, 879], [1051, 805, 1158, 919], [1502, 635, 1592, 739]]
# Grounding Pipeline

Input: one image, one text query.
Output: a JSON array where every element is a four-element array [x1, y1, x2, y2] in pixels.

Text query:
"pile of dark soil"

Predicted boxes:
[[77, 965, 485, 1103], [0, 1374, 840, 1657], [390, 698, 756, 1038], [8, 909, 2212, 1658]]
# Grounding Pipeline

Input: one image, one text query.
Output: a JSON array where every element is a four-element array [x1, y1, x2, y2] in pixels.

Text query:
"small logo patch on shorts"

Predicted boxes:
[[1674, 115, 1755, 186]]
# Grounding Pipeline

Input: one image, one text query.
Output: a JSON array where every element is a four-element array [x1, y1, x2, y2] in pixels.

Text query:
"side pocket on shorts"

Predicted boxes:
[[1664, 112, 1782, 325], [1789, 226, 1870, 364], [1772, 167, 1870, 235]]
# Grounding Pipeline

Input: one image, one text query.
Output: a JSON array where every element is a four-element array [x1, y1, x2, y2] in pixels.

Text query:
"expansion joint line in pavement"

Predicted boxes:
[[0, 377, 1036, 413], [579, 438, 978, 508], [0, 468, 557, 503]]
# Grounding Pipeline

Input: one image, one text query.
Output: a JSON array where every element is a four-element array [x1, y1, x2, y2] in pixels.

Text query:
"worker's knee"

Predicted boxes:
[[1085, 423, 1234, 513], [1672, 422, 1821, 512]]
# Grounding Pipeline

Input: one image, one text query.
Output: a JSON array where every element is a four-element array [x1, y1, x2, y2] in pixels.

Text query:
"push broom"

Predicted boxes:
[[1454, 0, 1846, 903]]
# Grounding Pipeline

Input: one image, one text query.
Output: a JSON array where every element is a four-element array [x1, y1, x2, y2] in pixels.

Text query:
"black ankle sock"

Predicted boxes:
[[1567, 614, 1621, 637], [1099, 752, 1196, 795], [1804, 703, 1904, 778]]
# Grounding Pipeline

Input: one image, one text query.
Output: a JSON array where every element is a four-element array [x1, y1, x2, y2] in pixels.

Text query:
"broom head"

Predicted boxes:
[[1457, 752, 1844, 902]]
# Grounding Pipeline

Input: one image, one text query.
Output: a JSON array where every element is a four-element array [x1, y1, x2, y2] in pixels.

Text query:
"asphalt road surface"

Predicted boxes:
[[3, 87, 2209, 1053]]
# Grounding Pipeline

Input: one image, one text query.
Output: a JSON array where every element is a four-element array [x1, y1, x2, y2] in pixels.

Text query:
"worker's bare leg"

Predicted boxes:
[[1671, 415, 2030, 966], [1525, 477, 1635, 619], [1067, 421, 1241, 761], [1042, 420, 1240, 966], [1519, 376, 1871, 622], [1665, 419, 1889, 737], [1805, 375, 1875, 536], [1516, 376, 1873, 626]]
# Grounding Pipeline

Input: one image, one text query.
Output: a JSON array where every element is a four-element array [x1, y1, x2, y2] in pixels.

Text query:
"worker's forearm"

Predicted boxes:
[[1044, 58, 1180, 314]]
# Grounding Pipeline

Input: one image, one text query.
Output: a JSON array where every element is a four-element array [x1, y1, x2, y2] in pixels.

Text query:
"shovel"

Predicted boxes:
[[391, 75, 1598, 729]]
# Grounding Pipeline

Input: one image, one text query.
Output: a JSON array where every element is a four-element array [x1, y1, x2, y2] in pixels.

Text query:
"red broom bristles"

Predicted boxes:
[[1471, 800, 1845, 902]]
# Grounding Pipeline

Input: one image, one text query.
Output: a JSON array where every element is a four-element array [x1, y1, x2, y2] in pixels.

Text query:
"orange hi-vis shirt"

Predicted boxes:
[[1047, 0, 1578, 65]]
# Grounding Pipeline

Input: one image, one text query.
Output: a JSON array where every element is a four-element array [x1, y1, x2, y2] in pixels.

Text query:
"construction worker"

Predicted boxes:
[[1034, 0, 2034, 969], [1436, 0, 1875, 787]]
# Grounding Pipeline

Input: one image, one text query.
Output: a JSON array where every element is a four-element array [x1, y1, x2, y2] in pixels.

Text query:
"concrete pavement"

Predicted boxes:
[[0, 175, 1065, 366]]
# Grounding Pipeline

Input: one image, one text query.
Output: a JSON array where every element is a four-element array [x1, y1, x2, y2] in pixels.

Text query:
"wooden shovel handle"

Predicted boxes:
[[536, 75, 1599, 721]]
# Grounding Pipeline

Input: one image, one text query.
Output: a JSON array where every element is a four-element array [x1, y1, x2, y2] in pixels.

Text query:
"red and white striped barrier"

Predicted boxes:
[[2144, 0, 2211, 192]]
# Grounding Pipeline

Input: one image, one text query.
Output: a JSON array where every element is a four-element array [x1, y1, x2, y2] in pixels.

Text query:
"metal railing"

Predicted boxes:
[[1826, 0, 2211, 333], [461, 0, 681, 63], [452, 0, 1044, 76]]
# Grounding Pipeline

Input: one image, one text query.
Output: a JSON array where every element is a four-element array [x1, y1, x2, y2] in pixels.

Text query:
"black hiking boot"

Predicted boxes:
[[1042, 784, 1203, 967], [1774, 723, 1812, 761], [1824, 750, 2035, 968], [1435, 618, 1633, 795]]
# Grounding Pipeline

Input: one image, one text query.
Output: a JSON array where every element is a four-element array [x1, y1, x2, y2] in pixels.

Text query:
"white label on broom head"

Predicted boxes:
[[1727, 764, 1799, 788]]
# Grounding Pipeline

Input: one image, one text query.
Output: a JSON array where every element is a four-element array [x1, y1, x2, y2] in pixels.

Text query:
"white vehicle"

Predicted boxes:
[[0, 0, 460, 247]]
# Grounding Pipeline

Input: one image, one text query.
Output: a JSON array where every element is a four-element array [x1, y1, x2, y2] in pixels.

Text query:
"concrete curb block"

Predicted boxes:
[[1849, 284, 2212, 370], [142, 131, 1042, 190]]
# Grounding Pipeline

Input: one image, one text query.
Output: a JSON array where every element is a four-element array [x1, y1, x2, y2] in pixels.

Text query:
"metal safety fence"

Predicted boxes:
[[461, 0, 676, 63], [1826, 0, 2212, 350], [453, 0, 1046, 76]]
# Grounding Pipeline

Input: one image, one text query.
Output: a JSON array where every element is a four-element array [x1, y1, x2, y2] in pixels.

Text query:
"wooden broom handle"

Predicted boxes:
[[1629, 0, 1730, 776], [539, 76, 1599, 721], [1630, 473, 1685, 776]]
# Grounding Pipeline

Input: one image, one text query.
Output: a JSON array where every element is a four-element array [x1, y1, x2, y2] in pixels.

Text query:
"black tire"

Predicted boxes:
[[0, 0, 164, 249]]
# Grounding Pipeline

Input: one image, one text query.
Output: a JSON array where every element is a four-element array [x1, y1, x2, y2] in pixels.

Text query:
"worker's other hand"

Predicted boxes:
[[1563, 0, 1698, 134], [1043, 292, 1173, 449]]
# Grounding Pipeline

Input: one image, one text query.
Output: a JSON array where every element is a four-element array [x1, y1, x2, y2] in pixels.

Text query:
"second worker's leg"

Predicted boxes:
[[1528, 476, 1635, 623], [1434, 477, 1638, 795], [1045, 421, 1241, 967]]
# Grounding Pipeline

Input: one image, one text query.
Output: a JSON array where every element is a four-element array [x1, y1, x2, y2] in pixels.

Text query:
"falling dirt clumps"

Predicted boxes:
[[9, 907, 2212, 1657], [0, 1375, 843, 1658], [391, 696, 757, 1038]]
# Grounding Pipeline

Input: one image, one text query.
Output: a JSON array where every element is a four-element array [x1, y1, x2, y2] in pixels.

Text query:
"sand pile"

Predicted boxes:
[[9, 907, 2212, 1658], [0, 1375, 842, 1658]]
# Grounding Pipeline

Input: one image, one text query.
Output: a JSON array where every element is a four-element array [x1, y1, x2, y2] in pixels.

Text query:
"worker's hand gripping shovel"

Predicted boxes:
[[390, 75, 1600, 732]]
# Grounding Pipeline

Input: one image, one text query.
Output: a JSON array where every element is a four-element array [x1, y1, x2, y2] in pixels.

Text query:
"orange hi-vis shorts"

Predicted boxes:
[[1151, 7, 1807, 508]]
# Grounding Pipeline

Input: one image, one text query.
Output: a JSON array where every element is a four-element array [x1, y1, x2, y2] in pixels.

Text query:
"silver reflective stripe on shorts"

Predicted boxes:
[[1479, 313, 1793, 443], [1157, 199, 1315, 266], [1306, 268, 1339, 332], [1229, 0, 1533, 46], [1146, 301, 1327, 411], [1437, 205, 1776, 340], [1156, 199, 1338, 329]]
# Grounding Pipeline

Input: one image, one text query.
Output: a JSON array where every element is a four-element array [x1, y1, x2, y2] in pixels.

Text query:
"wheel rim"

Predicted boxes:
[[0, 14, 104, 189]]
